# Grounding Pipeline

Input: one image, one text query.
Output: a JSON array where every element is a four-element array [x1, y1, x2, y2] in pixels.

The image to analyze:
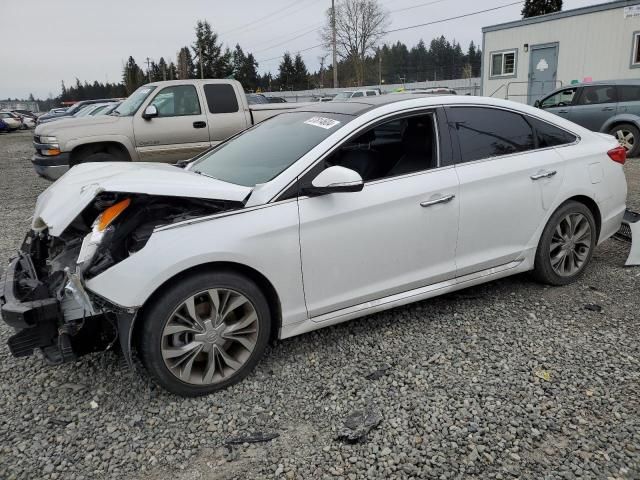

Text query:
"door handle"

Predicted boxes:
[[602, 106, 615, 111], [193, 121, 207, 129], [530, 170, 557, 181], [557, 110, 568, 114], [420, 194, 455, 207]]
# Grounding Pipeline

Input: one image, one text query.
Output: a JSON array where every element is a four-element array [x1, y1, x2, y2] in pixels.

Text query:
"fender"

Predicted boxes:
[[66, 134, 139, 161], [600, 114, 640, 133]]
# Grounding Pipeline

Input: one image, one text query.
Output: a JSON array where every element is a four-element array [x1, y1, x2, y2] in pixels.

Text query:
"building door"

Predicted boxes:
[[528, 43, 559, 105]]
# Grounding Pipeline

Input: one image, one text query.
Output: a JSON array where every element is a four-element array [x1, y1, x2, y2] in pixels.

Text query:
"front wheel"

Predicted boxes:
[[609, 123, 640, 157], [139, 271, 271, 396], [532, 201, 596, 286]]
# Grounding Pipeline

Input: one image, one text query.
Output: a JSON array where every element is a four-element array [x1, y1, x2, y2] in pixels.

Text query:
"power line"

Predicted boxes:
[[223, 0, 317, 36], [256, 0, 523, 63], [221, 0, 302, 35], [388, 0, 448, 14]]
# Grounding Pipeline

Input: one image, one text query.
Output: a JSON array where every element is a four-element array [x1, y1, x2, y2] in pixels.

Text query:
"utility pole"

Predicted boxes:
[[378, 54, 382, 88], [199, 46, 204, 79], [146, 57, 152, 82], [332, 0, 338, 88]]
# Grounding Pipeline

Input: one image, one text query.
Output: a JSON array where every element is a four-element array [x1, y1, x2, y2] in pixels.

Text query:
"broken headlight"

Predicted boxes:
[[77, 198, 130, 267]]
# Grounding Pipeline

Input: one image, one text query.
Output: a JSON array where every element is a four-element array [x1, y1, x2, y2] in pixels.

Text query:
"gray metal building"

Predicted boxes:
[[481, 0, 640, 104]]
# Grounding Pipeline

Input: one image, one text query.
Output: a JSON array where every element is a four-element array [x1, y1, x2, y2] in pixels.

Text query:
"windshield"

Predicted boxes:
[[113, 86, 156, 116], [66, 103, 88, 115], [190, 111, 352, 187], [332, 92, 354, 101]]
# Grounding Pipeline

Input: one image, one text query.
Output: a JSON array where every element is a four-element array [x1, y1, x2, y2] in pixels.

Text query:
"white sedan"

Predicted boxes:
[[0, 111, 22, 130], [0, 95, 627, 396]]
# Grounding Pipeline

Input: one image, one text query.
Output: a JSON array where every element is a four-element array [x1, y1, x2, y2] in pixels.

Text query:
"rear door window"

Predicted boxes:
[[447, 107, 535, 163], [576, 85, 617, 105], [204, 84, 240, 114]]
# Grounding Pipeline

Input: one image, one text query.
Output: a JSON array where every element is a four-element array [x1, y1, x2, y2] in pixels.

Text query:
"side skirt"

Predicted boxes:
[[280, 260, 530, 339]]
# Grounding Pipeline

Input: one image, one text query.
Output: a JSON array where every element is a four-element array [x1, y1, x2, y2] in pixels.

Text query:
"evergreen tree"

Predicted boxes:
[[277, 53, 296, 90], [168, 62, 178, 80], [122, 56, 145, 94], [177, 46, 195, 79], [232, 45, 259, 91], [192, 20, 232, 78], [522, 0, 562, 18], [292, 53, 309, 90], [158, 57, 168, 81]]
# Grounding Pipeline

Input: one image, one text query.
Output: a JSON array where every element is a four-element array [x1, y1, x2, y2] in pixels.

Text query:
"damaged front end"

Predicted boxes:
[[0, 193, 242, 365]]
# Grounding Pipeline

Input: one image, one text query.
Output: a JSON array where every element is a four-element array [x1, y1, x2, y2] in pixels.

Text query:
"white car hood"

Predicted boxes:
[[33, 162, 252, 236]]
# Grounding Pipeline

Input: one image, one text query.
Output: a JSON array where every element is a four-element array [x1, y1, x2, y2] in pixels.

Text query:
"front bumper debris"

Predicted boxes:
[[617, 209, 640, 266], [0, 254, 73, 363]]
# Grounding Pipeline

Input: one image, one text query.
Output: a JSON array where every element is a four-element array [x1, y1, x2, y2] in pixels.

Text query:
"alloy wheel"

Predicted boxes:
[[161, 288, 259, 385], [615, 129, 635, 152], [549, 212, 592, 277]]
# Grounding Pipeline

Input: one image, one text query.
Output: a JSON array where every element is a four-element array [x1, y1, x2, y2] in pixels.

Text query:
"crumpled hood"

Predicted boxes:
[[33, 162, 252, 236]]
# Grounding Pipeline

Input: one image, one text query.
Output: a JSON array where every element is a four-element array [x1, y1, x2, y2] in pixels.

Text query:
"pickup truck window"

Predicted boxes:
[[149, 85, 201, 117], [113, 86, 156, 116], [204, 84, 239, 114], [191, 111, 352, 187]]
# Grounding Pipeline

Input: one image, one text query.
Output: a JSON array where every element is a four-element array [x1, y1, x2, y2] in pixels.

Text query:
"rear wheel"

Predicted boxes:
[[139, 271, 271, 396], [609, 123, 640, 157], [532, 201, 596, 286]]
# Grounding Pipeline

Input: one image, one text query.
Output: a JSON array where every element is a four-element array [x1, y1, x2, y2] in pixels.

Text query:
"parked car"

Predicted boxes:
[[1, 95, 627, 396], [95, 102, 121, 116], [19, 115, 36, 129], [407, 87, 458, 95], [48, 107, 68, 115], [37, 99, 120, 125], [0, 118, 9, 133], [246, 93, 270, 105], [332, 89, 381, 100], [32, 79, 311, 181], [12, 109, 38, 120], [267, 96, 287, 103], [72, 103, 113, 118], [0, 112, 22, 131], [535, 79, 640, 156]]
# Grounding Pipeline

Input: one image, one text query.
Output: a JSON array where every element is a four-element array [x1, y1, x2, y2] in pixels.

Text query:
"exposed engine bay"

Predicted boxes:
[[0, 193, 243, 365]]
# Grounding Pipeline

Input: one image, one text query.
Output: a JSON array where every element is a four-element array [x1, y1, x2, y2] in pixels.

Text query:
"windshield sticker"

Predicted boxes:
[[304, 116, 341, 129], [139, 88, 151, 94]]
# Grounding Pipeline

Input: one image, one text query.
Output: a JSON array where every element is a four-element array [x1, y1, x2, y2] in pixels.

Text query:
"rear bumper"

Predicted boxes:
[[32, 153, 70, 181]]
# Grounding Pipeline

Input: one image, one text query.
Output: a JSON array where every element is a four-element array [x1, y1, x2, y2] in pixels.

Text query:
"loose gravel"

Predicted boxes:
[[0, 130, 639, 480]]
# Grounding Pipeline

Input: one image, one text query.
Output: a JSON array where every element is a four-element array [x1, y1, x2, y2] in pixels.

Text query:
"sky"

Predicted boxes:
[[2, 0, 600, 99]]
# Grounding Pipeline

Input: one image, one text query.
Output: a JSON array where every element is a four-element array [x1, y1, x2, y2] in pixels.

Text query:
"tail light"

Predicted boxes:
[[607, 146, 626, 165]]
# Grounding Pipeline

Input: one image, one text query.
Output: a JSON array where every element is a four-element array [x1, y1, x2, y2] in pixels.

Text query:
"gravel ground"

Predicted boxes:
[[0, 130, 639, 480]]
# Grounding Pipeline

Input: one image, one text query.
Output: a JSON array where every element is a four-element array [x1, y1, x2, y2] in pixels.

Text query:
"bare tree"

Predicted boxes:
[[321, 0, 389, 86]]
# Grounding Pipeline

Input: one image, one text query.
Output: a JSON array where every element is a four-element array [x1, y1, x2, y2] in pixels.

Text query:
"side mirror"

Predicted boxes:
[[534, 99, 541, 108], [142, 105, 158, 120], [304, 166, 364, 196]]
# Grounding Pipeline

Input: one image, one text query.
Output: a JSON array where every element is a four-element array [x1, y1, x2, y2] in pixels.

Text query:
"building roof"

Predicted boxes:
[[483, 0, 637, 33]]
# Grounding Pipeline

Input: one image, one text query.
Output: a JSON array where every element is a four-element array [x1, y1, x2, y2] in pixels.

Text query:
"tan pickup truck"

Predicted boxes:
[[32, 79, 306, 181]]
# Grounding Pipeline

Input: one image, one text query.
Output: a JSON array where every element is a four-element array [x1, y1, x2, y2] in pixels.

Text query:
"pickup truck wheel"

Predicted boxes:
[[139, 270, 271, 396], [609, 123, 640, 157]]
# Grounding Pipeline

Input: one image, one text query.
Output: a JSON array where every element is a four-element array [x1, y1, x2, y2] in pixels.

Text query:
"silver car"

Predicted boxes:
[[536, 79, 640, 156]]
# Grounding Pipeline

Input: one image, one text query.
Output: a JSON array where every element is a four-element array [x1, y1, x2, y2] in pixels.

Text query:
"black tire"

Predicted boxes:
[[609, 123, 640, 158], [139, 270, 271, 396], [532, 201, 597, 286], [77, 152, 119, 165]]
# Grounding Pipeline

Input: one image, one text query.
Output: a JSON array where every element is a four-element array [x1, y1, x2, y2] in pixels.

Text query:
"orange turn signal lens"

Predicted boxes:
[[96, 198, 131, 232], [42, 148, 61, 156]]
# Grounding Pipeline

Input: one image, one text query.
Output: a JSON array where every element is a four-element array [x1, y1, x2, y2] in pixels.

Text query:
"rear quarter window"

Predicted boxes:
[[618, 85, 640, 102], [526, 117, 577, 147], [204, 84, 239, 114]]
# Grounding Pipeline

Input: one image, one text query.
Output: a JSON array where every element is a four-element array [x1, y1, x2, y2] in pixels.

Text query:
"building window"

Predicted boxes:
[[632, 32, 640, 67], [490, 50, 517, 77]]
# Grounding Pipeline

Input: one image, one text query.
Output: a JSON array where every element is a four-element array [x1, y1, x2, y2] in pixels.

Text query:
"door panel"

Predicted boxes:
[[528, 44, 558, 105], [299, 169, 459, 318], [133, 84, 210, 163], [455, 150, 565, 276], [616, 84, 640, 116]]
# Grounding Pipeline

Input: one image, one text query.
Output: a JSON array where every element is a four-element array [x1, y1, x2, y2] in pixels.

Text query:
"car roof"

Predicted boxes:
[[555, 79, 640, 89], [292, 93, 442, 116]]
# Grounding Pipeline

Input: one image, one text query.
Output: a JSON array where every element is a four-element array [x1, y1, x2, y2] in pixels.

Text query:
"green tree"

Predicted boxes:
[[292, 53, 309, 90], [232, 44, 259, 91], [522, 0, 562, 18], [122, 56, 146, 94], [177, 46, 195, 79], [277, 52, 296, 90], [192, 20, 232, 78]]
